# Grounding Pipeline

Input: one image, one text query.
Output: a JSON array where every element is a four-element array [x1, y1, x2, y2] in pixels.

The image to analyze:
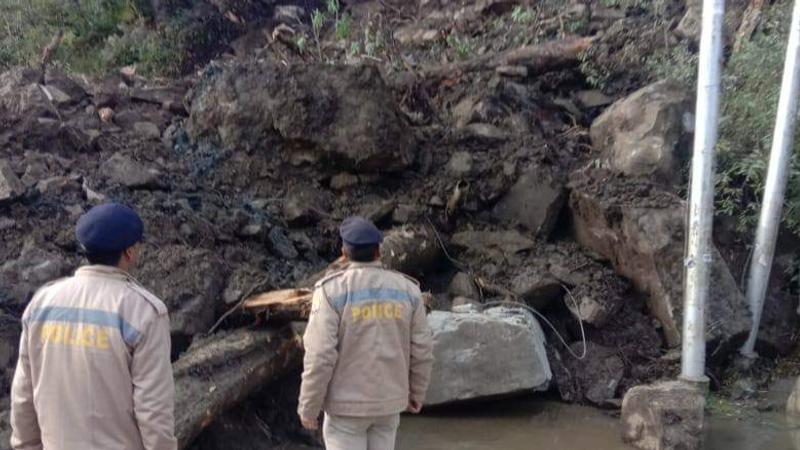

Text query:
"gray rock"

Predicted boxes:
[[576, 89, 614, 108], [448, 272, 480, 300], [621, 381, 705, 450], [36, 176, 81, 196], [283, 186, 332, 226], [393, 26, 440, 46], [0, 244, 69, 307], [493, 166, 565, 237], [330, 173, 359, 190], [274, 5, 306, 24], [570, 185, 750, 350], [101, 153, 161, 189], [425, 307, 551, 405], [269, 227, 299, 259], [0, 160, 24, 203], [553, 342, 625, 406], [133, 121, 162, 140], [446, 151, 474, 177], [391, 204, 420, 224], [590, 81, 693, 182], [187, 62, 416, 172], [364, 200, 397, 224], [462, 123, 506, 142], [451, 230, 534, 261], [380, 227, 442, 278], [511, 268, 562, 309], [565, 283, 623, 328], [136, 245, 226, 339]]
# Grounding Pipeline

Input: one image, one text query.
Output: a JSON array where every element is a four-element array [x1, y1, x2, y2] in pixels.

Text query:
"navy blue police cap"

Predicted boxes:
[[339, 216, 382, 247], [76, 203, 144, 253]]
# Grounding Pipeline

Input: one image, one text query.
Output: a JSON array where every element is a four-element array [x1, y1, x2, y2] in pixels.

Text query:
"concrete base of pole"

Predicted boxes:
[[621, 380, 706, 450]]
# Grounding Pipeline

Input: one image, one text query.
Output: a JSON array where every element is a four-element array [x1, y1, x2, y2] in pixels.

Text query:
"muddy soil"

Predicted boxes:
[[1, 0, 799, 448]]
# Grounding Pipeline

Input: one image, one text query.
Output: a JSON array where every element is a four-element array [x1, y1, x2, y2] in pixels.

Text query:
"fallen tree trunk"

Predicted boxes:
[[174, 325, 304, 449], [243, 288, 313, 322], [412, 36, 594, 83]]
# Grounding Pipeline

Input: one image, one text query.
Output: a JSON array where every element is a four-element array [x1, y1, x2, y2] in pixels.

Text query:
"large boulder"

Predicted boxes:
[[569, 174, 750, 351], [590, 81, 693, 182], [621, 381, 705, 450], [0, 160, 25, 203], [425, 307, 551, 405], [492, 166, 566, 237], [0, 243, 71, 308], [380, 227, 443, 278], [136, 245, 227, 346], [451, 229, 535, 262], [187, 62, 416, 173]]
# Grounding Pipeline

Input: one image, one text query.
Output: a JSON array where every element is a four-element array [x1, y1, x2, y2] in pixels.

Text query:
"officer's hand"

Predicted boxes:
[[301, 416, 319, 430], [406, 399, 423, 414]]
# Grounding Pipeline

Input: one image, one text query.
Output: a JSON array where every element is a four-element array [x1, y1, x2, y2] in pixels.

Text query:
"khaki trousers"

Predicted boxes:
[[323, 413, 401, 450]]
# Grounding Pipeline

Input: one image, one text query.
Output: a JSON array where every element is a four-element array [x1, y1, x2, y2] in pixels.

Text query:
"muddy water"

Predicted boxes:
[[395, 398, 800, 450]]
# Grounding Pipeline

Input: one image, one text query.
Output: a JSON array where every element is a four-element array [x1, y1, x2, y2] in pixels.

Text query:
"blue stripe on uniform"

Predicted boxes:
[[27, 306, 141, 345], [330, 288, 418, 311]]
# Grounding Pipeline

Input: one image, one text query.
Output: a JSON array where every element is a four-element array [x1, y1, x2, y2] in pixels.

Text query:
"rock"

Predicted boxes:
[[0, 160, 25, 203], [621, 381, 705, 450], [364, 200, 397, 224], [446, 151, 474, 177], [274, 5, 305, 24], [133, 121, 162, 140], [451, 230, 534, 261], [569, 179, 750, 350], [461, 123, 506, 142], [36, 176, 81, 197], [98, 107, 114, 123], [391, 204, 420, 224], [187, 62, 416, 172], [380, 227, 442, 278], [448, 272, 480, 300], [393, 26, 440, 46], [590, 81, 693, 182], [222, 266, 270, 306], [0, 313, 21, 395], [565, 283, 624, 328], [101, 153, 161, 189], [137, 245, 227, 340], [495, 65, 528, 77], [576, 89, 614, 108], [674, 0, 701, 41], [269, 227, 299, 259], [425, 307, 551, 405], [0, 243, 70, 307], [551, 342, 625, 406], [786, 376, 800, 417], [510, 268, 562, 309], [493, 166, 565, 237], [282, 186, 332, 226], [237, 223, 264, 239], [330, 173, 359, 190]]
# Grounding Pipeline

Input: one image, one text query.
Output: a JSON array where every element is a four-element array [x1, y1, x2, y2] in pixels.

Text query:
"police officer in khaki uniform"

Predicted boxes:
[[10, 203, 177, 450], [298, 217, 434, 450]]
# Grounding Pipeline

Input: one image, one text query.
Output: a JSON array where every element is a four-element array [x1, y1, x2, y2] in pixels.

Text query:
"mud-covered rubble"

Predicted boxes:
[[2, 0, 799, 447]]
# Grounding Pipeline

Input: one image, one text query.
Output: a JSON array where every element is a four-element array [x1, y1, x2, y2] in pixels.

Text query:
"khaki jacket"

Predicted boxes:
[[10, 265, 177, 450], [298, 261, 434, 419]]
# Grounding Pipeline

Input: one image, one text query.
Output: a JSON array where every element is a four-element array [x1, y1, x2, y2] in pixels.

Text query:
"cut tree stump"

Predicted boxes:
[[174, 325, 304, 449]]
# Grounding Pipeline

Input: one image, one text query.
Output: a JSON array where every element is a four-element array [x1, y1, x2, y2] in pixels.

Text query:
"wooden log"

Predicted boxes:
[[174, 325, 304, 449], [243, 288, 313, 322], [416, 36, 594, 82]]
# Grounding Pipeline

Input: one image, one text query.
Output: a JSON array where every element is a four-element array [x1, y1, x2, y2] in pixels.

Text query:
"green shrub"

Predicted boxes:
[[0, 0, 182, 76], [644, 0, 800, 238]]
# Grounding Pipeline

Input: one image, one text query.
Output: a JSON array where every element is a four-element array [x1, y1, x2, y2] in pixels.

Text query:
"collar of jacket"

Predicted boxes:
[[344, 260, 383, 270], [75, 265, 133, 281]]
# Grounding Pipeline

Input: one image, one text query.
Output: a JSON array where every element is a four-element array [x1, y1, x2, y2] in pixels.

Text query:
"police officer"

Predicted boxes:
[[10, 203, 177, 450], [298, 217, 434, 450]]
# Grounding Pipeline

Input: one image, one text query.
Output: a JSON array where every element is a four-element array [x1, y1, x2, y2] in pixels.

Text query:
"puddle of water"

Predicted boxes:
[[396, 398, 800, 450]]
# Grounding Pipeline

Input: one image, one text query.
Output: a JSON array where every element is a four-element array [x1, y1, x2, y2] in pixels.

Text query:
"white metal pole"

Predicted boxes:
[[740, 0, 800, 359], [681, 0, 726, 383]]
